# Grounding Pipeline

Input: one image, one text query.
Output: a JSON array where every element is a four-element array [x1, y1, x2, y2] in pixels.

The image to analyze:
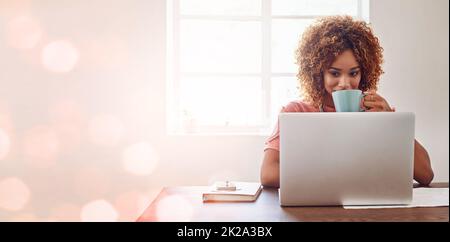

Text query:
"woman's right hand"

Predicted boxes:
[[363, 90, 394, 112]]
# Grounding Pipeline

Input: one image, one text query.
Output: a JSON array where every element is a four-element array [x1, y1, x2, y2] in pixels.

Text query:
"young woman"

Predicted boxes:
[[261, 15, 434, 187]]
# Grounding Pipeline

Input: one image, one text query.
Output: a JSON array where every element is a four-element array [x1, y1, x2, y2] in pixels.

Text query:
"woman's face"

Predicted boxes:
[[323, 49, 361, 95]]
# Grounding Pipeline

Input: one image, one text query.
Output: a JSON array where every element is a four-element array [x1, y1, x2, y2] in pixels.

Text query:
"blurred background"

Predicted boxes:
[[0, 0, 448, 221]]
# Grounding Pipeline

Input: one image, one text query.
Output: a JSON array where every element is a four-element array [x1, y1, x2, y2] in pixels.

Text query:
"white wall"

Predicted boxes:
[[0, 0, 448, 221], [371, 0, 449, 182]]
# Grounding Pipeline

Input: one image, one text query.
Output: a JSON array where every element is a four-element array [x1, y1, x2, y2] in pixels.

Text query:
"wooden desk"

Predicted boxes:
[[137, 183, 448, 222]]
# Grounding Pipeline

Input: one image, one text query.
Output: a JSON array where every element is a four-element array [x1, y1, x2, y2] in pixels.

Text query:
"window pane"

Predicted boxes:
[[272, 0, 359, 16], [180, 20, 261, 73], [180, 76, 263, 126], [180, 0, 261, 16], [270, 77, 300, 127], [272, 19, 313, 73]]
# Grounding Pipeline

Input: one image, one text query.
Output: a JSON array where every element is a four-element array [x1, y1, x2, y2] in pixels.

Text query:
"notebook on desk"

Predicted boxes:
[[202, 182, 262, 202]]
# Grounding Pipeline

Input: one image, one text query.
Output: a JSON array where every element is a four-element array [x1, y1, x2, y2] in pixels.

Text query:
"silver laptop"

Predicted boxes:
[[279, 112, 415, 206]]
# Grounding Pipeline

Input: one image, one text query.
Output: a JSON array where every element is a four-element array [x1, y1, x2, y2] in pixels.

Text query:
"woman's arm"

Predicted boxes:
[[260, 140, 434, 187], [363, 92, 434, 186], [260, 149, 280, 188], [413, 139, 434, 186]]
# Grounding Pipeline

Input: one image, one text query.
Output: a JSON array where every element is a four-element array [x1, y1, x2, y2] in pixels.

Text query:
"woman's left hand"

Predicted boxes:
[[363, 90, 395, 112]]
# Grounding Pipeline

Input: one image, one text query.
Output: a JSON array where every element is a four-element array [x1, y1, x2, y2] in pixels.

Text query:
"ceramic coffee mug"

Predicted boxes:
[[332, 89, 365, 112]]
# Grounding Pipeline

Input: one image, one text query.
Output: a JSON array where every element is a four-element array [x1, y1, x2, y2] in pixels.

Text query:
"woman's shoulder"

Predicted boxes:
[[281, 100, 320, 113]]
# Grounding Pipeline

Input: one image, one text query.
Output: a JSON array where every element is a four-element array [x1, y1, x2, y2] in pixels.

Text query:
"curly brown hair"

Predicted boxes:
[[295, 15, 384, 107]]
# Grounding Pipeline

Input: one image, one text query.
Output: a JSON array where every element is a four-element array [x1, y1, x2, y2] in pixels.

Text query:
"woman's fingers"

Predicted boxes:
[[363, 92, 381, 102], [364, 101, 393, 112], [363, 101, 384, 111], [362, 91, 393, 112], [363, 100, 377, 107]]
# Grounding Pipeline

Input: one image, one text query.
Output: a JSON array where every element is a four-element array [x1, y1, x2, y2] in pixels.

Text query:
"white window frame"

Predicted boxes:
[[167, 0, 370, 135]]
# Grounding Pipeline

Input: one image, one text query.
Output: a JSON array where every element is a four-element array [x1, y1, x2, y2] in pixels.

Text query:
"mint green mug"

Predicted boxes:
[[332, 89, 365, 112]]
